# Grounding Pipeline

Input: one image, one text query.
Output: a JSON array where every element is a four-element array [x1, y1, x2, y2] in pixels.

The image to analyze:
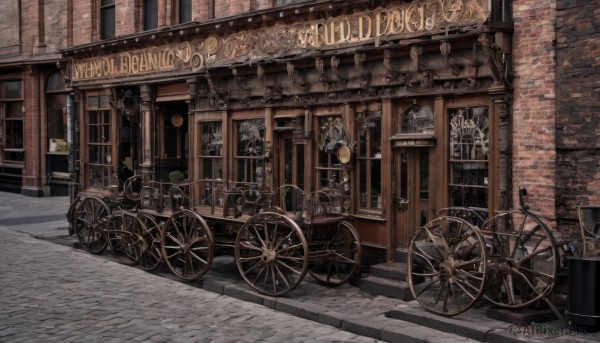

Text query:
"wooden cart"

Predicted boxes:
[[68, 176, 361, 296]]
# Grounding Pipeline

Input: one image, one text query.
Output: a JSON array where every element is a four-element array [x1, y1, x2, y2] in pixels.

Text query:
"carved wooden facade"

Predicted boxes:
[[62, 0, 514, 262]]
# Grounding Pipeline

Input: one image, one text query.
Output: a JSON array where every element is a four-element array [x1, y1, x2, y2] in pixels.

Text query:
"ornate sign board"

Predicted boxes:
[[70, 0, 488, 82]]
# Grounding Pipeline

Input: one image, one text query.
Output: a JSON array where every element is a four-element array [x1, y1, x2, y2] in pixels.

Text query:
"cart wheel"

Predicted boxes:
[[161, 210, 214, 281], [137, 212, 163, 272], [66, 196, 82, 236], [480, 211, 559, 309], [107, 210, 141, 266], [309, 221, 361, 286], [235, 212, 308, 296], [408, 216, 487, 316], [74, 196, 110, 254]]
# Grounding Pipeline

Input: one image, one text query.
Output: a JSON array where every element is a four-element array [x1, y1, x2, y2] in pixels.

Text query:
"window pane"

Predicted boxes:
[[101, 5, 115, 39], [47, 95, 67, 143], [200, 122, 223, 157], [402, 105, 434, 134], [46, 72, 66, 92], [179, 0, 192, 23], [6, 102, 23, 119], [88, 96, 98, 109], [371, 159, 381, 208], [448, 106, 489, 208], [4, 81, 22, 99], [144, 0, 158, 30], [296, 144, 304, 190]]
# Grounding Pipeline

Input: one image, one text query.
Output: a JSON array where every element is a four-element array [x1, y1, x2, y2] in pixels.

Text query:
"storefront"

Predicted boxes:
[[61, 0, 513, 263]]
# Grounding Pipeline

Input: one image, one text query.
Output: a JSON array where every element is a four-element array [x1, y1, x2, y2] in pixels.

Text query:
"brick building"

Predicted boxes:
[[1, 0, 598, 256]]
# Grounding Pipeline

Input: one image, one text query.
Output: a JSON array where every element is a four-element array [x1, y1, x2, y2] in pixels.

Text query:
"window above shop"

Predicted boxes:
[[100, 0, 115, 39], [178, 0, 192, 24], [144, 0, 158, 31]]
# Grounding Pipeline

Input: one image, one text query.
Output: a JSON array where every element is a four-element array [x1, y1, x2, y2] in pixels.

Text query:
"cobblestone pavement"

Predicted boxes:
[[0, 227, 383, 343], [0, 191, 599, 343]]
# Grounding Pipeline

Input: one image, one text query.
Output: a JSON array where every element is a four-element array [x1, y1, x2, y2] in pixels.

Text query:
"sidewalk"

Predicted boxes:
[[1, 191, 598, 343]]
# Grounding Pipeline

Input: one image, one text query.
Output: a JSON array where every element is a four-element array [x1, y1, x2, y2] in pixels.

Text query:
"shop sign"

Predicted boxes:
[[69, 0, 487, 82]]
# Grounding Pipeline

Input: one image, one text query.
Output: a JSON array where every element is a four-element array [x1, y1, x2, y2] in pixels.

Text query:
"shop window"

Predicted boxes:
[[449, 106, 489, 208], [86, 94, 113, 188], [357, 111, 382, 212], [198, 121, 223, 206], [0, 80, 24, 163], [234, 119, 265, 184], [144, 0, 158, 31], [100, 0, 115, 39], [316, 116, 350, 212]]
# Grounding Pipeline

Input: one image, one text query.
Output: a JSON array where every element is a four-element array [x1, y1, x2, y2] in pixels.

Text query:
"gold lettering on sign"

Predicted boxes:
[[72, 43, 193, 81]]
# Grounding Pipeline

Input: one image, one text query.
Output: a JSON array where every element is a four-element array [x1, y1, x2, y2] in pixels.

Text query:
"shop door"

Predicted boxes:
[[393, 148, 432, 249], [274, 132, 305, 212]]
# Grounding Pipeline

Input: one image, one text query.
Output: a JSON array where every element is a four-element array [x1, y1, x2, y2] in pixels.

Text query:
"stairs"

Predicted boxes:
[[359, 249, 414, 301]]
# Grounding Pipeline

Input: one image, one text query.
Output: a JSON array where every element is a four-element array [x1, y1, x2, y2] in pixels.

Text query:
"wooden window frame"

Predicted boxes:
[[356, 111, 383, 214], [84, 92, 115, 189]]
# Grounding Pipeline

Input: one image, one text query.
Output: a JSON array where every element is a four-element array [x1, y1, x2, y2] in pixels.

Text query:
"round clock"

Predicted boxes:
[[337, 145, 352, 164], [171, 114, 184, 128]]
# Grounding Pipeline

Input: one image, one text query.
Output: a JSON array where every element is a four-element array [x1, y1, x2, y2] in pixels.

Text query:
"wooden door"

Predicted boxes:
[[393, 148, 433, 249], [274, 131, 305, 212]]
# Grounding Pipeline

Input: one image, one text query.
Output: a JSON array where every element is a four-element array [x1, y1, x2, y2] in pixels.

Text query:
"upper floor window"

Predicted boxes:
[[100, 0, 115, 39], [0, 80, 24, 163], [491, 0, 513, 22], [144, 0, 158, 31], [178, 0, 192, 24]]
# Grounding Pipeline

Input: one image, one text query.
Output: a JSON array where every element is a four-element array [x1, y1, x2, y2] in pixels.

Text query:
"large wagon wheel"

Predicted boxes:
[[136, 212, 163, 271], [74, 196, 110, 254], [480, 211, 559, 309], [66, 196, 82, 236], [107, 210, 141, 266], [161, 210, 214, 281], [235, 212, 309, 296], [408, 216, 487, 316], [309, 221, 361, 286]]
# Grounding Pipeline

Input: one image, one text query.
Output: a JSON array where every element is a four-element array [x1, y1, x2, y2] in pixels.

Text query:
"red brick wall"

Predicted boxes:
[[72, 1, 93, 46], [555, 0, 600, 229], [512, 0, 557, 224]]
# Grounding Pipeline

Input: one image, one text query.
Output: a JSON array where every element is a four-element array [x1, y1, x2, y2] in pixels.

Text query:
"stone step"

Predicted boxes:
[[358, 275, 413, 301], [394, 248, 408, 263], [369, 261, 408, 281]]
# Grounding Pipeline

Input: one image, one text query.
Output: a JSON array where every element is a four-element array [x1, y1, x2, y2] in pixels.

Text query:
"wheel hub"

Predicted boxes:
[[261, 249, 276, 264]]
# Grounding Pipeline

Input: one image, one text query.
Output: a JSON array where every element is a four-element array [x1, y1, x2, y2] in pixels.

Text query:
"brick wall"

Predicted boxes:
[[72, 1, 93, 46], [512, 0, 557, 225], [555, 0, 600, 229]]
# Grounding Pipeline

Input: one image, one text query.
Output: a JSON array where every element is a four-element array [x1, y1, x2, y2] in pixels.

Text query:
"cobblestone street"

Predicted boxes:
[[0, 227, 381, 342]]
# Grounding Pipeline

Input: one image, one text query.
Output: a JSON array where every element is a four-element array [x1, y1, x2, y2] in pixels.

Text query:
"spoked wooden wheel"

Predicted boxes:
[[308, 221, 361, 286], [67, 196, 82, 236], [408, 216, 487, 316], [74, 196, 110, 254], [107, 210, 141, 266], [480, 211, 559, 309], [161, 210, 214, 281], [235, 212, 308, 296], [136, 212, 163, 271]]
